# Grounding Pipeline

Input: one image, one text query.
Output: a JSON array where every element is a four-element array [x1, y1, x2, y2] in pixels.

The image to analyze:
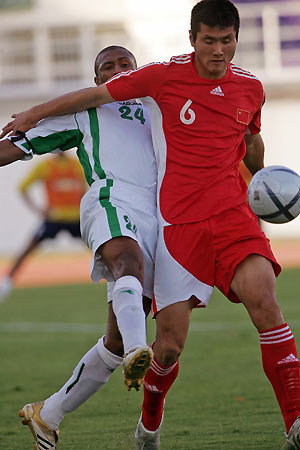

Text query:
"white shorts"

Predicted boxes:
[[80, 179, 157, 300], [152, 226, 213, 316]]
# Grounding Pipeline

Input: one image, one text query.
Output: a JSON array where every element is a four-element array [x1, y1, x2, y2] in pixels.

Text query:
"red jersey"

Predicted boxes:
[[106, 53, 264, 225]]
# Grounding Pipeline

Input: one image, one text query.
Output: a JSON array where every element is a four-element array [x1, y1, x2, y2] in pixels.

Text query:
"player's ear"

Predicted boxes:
[[189, 30, 195, 48], [94, 76, 100, 86]]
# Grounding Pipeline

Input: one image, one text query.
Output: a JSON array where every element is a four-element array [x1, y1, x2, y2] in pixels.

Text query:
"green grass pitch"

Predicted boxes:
[[1, 268, 300, 449]]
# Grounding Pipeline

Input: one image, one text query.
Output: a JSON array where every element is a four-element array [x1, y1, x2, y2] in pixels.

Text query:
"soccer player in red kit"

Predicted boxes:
[[2, 1, 300, 448]]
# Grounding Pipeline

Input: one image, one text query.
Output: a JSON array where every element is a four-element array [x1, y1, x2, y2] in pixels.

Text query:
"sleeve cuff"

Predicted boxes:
[[8, 136, 33, 160]]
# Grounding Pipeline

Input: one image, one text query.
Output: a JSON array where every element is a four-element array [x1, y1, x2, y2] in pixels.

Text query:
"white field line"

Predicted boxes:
[[0, 322, 106, 334], [1, 320, 300, 334]]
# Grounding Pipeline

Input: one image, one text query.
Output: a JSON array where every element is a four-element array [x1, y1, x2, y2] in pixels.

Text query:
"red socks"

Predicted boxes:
[[142, 357, 179, 431], [141, 323, 300, 433], [259, 323, 300, 432]]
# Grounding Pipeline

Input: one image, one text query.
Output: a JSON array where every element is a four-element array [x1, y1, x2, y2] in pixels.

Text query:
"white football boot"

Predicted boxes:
[[18, 402, 59, 449], [123, 346, 153, 391], [287, 417, 300, 449], [135, 414, 163, 450]]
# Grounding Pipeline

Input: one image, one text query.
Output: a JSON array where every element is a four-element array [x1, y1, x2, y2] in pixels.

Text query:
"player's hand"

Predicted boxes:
[[0, 111, 38, 139]]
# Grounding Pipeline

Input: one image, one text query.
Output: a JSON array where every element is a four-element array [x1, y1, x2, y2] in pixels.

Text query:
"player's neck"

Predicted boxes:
[[193, 54, 229, 80]]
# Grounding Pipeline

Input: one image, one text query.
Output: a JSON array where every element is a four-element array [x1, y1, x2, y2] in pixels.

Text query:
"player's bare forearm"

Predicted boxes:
[[27, 85, 114, 119], [0, 140, 25, 166], [0, 85, 115, 138], [244, 133, 265, 175]]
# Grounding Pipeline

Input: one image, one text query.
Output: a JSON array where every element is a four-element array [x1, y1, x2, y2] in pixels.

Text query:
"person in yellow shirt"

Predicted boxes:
[[0, 151, 86, 300]]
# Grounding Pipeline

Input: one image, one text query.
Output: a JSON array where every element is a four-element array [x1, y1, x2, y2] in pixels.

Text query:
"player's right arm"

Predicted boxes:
[[0, 139, 26, 166], [1, 114, 84, 168], [244, 132, 265, 175], [0, 84, 114, 138]]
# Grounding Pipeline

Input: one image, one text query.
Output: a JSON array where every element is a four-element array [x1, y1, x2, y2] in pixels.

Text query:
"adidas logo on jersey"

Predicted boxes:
[[277, 353, 299, 365], [210, 86, 224, 96]]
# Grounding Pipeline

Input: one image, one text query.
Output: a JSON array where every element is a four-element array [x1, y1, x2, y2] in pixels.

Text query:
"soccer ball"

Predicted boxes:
[[247, 165, 300, 223]]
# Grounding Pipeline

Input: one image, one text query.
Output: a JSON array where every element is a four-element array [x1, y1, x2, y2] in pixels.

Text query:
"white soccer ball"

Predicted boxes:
[[247, 165, 300, 223]]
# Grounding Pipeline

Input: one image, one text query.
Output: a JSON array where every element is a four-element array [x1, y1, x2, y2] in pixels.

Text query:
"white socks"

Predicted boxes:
[[112, 276, 147, 354], [40, 337, 122, 429], [39, 275, 147, 429]]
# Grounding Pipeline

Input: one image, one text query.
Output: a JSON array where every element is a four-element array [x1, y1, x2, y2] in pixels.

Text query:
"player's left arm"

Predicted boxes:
[[243, 132, 264, 175], [0, 139, 27, 166]]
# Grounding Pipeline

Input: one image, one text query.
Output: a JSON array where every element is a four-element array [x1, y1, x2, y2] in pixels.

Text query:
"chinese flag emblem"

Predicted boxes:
[[237, 109, 250, 125]]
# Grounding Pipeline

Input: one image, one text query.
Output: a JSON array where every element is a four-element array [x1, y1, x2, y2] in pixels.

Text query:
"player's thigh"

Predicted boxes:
[[100, 236, 142, 263], [213, 203, 281, 303], [100, 236, 143, 280], [98, 206, 157, 284], [231, 254, 276, 302], [80, 194, 138, 254], [153, 224, 214, 315], [155, 298, 194, 352], [231, 254, 284, 329], [81, 190, 140, 282]]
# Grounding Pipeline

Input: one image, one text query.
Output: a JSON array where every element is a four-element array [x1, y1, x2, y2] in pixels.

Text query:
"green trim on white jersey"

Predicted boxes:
[[99, 178, 122, 237], [88, 108, 106, 180], [21, 129, 82, 155], [74, 113, 94, 186]]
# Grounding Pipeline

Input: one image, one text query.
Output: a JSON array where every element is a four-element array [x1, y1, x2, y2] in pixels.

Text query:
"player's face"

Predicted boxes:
[[189, 24, 237, 79], [94, 49, 136, 85]]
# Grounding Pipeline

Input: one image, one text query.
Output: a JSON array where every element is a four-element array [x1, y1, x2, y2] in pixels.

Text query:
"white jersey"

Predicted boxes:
[[11, 101, 158, 295], [12, 101, 157, 192]]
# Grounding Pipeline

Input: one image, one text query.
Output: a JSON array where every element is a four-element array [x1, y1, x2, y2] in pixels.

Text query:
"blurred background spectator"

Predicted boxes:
[[0, 151, 86, 299]]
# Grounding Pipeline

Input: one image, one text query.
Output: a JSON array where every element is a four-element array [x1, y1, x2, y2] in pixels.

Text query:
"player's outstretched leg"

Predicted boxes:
[[286, 417, 300, 449], [112, 276, 153, 390], [259, 324, 300, 435], [18, 402, 59, 450], [135, 356, 179, 448], [18, 338, 122, 447]]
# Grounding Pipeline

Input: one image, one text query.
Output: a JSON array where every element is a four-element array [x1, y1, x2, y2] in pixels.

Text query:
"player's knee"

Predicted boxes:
[[100, 238, 144, 281], [155, 340, 183, 366], [108, 250, 143, 281], [118, 252, 143, 276], [247, 294, 283, 330], [161, 348, 181, 367], [104, 334, 124, 357]]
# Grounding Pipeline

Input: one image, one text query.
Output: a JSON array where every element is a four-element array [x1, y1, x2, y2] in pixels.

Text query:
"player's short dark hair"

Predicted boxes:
[[94, 46, 137, 76], [190, 0, 240, 42]]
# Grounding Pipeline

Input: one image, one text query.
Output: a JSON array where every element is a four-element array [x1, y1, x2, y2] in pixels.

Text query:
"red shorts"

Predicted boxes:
[[153, 202, 281, 314]]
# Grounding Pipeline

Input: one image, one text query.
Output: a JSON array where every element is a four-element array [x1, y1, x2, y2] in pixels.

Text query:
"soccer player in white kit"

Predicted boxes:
[[0, 46, 157, 450]]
